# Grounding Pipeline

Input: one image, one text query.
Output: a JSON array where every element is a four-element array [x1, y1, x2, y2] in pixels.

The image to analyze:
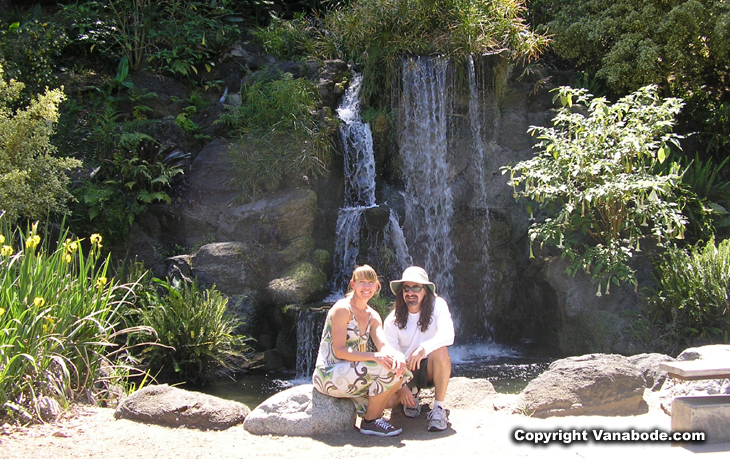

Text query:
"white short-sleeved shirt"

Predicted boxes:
[[383, 296, 455, 357]]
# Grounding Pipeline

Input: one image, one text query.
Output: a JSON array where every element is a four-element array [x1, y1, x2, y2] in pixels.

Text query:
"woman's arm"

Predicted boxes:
[[370, 310, 406, 377], [330, 303, 395, 370]]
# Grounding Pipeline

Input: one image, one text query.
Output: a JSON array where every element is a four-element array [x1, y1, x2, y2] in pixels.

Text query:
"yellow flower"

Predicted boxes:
[[190, 330, 195, 339], [25, 235, 41, 249], [90, 234, 103, 247], [96, 277, 107, 288], [63, 238, 79, 253], [1, 245, 13, 257], [33, 297, 45, 308], [0, 234, 4, 244], [63, 253, 72, 263], [0, 307, 5, 317]]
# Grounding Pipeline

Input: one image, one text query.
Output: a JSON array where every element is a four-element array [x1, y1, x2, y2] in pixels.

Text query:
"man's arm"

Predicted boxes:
[[419, 297, 455, 356]]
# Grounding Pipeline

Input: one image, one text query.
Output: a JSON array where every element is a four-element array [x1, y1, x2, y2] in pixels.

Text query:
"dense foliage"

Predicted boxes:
[[321, 0, 550, 105], [537, 0, 730, 98], [0, 67, 81, 223], [503, 85, 689, 294], [220, 72, 336, 202], [638, 237, 730, 354]]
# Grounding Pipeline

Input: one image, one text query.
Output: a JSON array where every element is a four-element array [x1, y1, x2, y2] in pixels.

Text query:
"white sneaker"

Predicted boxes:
[[426, 406, 449, 431]]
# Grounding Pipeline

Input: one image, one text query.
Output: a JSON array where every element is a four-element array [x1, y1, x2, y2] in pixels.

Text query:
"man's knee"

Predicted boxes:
[[429, 346, 451, 367]]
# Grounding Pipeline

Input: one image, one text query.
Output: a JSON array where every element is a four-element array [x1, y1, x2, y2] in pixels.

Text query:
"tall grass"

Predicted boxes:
[[0, 216, 127, 422], [638, 238, 730, 355]]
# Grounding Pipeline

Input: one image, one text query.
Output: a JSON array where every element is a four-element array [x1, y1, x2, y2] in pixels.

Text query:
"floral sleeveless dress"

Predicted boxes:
[[312, 302, 404, 415]]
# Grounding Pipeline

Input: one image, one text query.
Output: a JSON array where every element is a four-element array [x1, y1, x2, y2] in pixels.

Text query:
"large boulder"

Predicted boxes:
[[512, 354, 646, 418], [627, 352, 676, 391], [114, 384, 250, 430], [267, 261, 327, 305], [243, 384, 356, 436], [191, 241, 264, 295], [444, 377, 498, 409]]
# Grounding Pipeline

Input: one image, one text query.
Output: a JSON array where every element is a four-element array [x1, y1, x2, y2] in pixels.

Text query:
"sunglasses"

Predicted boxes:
[[402, 285, 423, 293]]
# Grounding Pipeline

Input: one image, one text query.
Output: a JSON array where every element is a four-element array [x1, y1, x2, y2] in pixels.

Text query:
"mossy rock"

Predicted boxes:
[[267, 261, 327, 305]]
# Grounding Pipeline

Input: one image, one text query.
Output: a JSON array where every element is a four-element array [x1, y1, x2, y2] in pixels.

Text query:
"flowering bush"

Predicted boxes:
[[0, 217, 126, 422]]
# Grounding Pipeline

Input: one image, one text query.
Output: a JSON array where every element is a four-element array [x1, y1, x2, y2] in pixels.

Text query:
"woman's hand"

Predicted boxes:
[[398, 386, 417, 408], [373, 352, 396, 370]]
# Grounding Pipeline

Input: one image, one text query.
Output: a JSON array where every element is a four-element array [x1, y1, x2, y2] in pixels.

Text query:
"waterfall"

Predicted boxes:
[[295, 308, 327, 380], [328, 73, 412, 295], [399, 56, 456, 304], [467, 55, 494, 337]]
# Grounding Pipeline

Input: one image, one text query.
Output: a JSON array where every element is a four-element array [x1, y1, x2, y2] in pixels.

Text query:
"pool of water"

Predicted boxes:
[[188, 342, 555, 408]]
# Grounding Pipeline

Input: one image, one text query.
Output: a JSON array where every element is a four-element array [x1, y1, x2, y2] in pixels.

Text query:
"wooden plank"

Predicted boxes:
[[660, 361, 730, 381]]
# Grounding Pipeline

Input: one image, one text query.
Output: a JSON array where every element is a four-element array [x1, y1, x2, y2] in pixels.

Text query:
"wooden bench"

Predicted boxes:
[[660, 361, 730, 443]]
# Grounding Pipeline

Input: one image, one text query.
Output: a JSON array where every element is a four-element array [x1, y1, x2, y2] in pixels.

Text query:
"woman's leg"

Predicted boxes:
[[363, 377, 403, 420]]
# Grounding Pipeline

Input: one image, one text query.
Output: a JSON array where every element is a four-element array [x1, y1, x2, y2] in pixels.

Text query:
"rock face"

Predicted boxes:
[[114, 384, 250, 430], [512, 354, 647, 418], [627, 352, 676, 391], [243, 384, 356, 436]]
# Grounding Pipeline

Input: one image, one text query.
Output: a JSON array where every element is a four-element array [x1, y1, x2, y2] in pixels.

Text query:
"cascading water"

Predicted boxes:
[[294, 308, 327, 380], [296, 72, 412, 379], [467, 55, 494, 338], [398, 56, 457, 305], [328, 73, 412, 296]]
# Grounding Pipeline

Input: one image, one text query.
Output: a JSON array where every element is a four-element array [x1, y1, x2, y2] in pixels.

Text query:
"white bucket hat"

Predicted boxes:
[[389, 266, 436, 295]]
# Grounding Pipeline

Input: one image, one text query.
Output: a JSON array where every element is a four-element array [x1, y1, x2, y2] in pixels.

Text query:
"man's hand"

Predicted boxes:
[[398, 386, 417, 408], [407, 346, 427, 371]]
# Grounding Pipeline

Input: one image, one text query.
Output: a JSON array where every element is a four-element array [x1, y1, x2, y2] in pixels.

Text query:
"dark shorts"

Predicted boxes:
[[406, 358, 434, 391]]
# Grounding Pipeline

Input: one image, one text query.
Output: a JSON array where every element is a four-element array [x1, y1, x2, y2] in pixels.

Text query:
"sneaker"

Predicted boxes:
[[360, 417, 402, 437], [403, 394, 421, 418], [426, 406, 449, 432]]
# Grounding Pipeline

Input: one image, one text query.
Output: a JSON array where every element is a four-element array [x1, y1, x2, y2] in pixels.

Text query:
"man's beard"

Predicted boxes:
[[405, 297, 420, 308]]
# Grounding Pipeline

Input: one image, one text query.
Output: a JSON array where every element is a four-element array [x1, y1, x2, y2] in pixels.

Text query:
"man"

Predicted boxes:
[[383, 266, 454, 432]]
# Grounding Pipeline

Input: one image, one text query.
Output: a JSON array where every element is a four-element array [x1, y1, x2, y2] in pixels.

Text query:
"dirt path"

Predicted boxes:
[[1, 395, 727, 459]]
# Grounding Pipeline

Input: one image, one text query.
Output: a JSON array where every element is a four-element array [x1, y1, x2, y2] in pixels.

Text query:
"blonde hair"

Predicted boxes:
[[346, 264, 382, 297]]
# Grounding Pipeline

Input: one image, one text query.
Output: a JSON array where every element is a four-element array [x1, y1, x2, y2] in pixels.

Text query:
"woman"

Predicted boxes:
[[312, 265, 409, 437]]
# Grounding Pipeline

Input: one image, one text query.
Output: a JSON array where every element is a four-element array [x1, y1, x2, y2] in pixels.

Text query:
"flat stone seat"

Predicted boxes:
[[660, 361, 730, 381], [672, 395, 730, 443]]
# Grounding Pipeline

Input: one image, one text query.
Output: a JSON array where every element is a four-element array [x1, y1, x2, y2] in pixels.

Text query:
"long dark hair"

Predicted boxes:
[[393, 287, 435, 332]]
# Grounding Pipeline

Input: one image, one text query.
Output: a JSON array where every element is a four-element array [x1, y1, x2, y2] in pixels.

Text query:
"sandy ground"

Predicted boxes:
[[1, 393, 728, 459]]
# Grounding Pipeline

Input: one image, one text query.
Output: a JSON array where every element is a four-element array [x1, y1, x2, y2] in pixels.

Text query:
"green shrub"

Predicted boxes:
[[638, 238, 730, 355], [0, 220, 127, 422], [0, 66, 81, 223], [252, 14, 315, 61], [502, 85, 689, 294], [538, 0, 730, 98], [0, 17, 67, 104], [220, 72, 336, 202], [131, 278, 251, 384]]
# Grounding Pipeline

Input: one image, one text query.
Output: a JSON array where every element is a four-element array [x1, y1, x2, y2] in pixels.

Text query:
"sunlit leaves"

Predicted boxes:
[[502, 85, 689, 294]]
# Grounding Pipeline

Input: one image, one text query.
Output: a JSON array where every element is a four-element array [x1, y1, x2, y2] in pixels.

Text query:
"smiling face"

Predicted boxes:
[[350, 279, 378, 301], [402, 281, 426, 312], [347, 265, 381, 302]]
